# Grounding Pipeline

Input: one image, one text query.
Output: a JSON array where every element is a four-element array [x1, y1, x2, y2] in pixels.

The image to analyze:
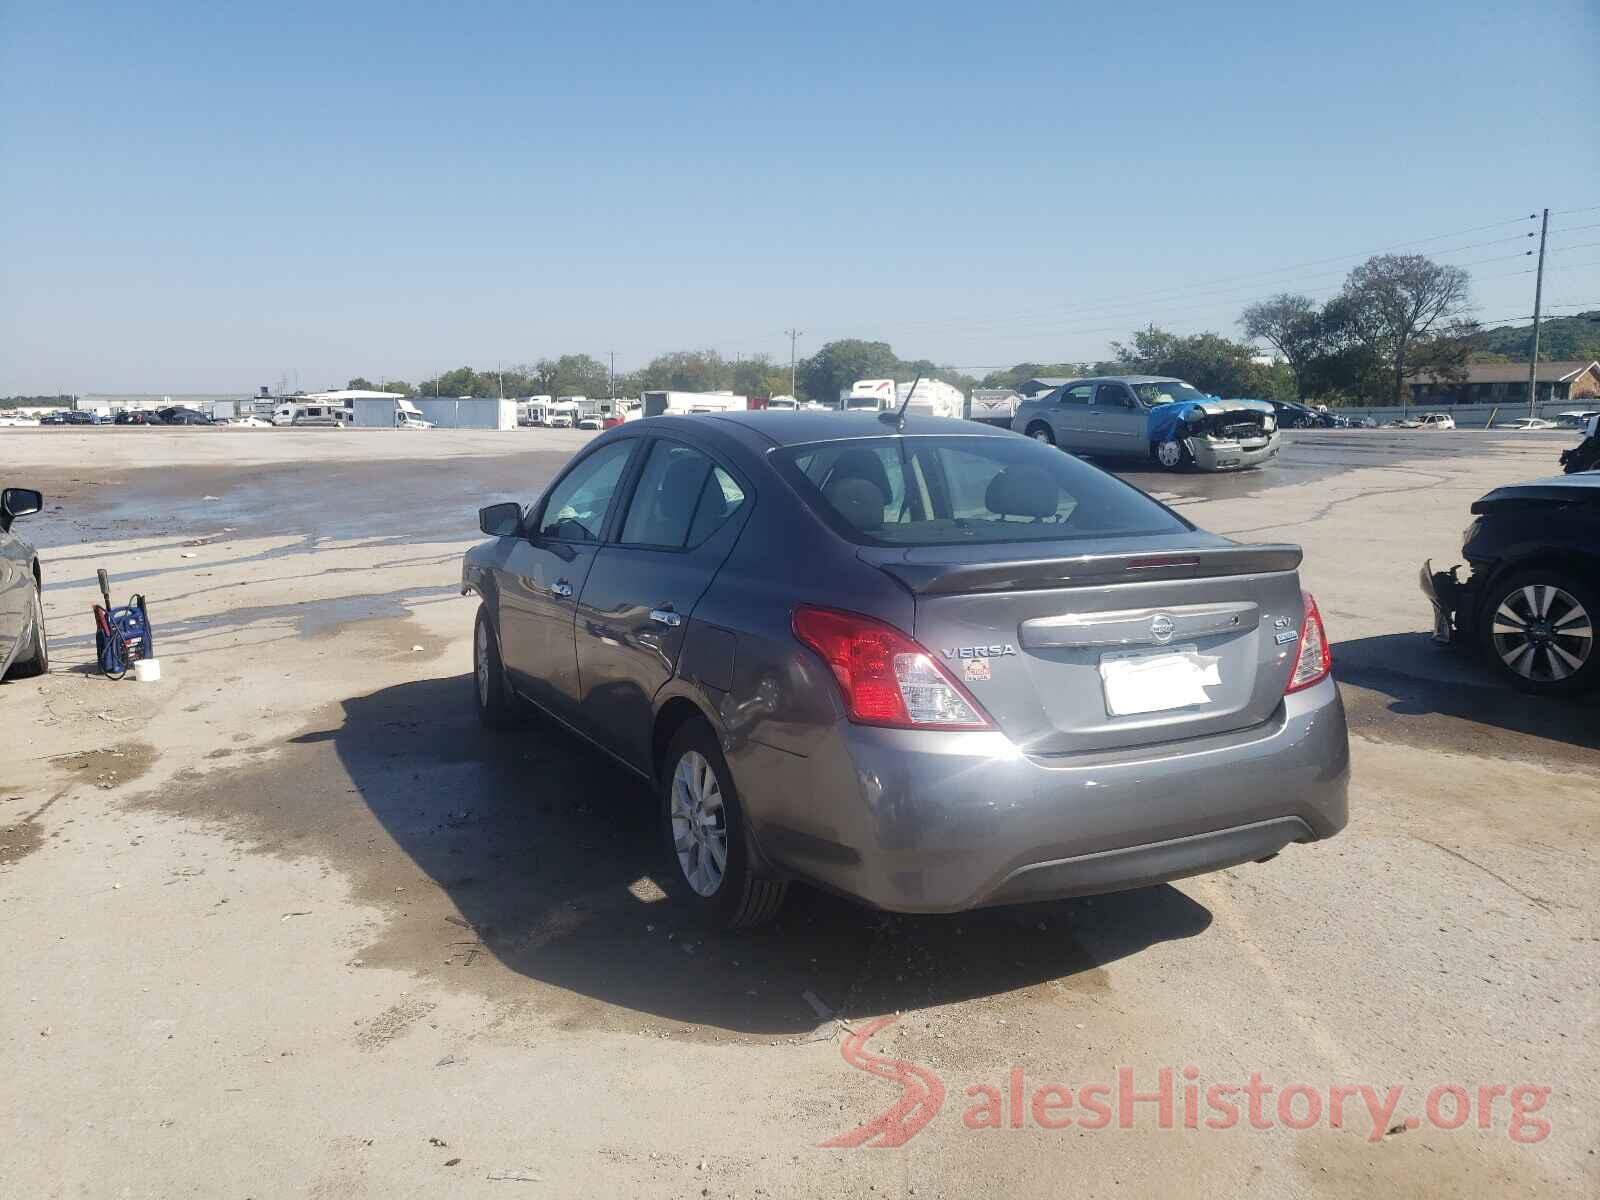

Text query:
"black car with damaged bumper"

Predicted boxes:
[[1421, 473, 1599, 695]]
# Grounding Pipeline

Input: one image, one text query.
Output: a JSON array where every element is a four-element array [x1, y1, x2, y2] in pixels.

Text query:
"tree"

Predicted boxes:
[[1109, 326, 1281, 398], [796, 339, 898, 406], [1239, 294, 1328, 401], [1340, 254, 1471, 405], [346, 377, 377, 391]]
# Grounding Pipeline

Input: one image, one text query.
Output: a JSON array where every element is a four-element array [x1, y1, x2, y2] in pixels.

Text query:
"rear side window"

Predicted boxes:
[[619, 441, 748, 549], [775, 436, 1188, 547]]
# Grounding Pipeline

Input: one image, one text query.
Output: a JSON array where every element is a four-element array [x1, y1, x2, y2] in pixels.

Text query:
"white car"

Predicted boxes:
[[1417, 412, 1456, 430], [577, 416, 604, 430], [0, 414, 40, 426], [1502, 417, 1557, 432], [228, 415, 273, 428], [549, 414, 573, 428]]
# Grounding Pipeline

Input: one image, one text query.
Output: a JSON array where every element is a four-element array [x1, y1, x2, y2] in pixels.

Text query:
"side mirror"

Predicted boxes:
[[1, 487, 43, 526], [478, 501, 523, 538]]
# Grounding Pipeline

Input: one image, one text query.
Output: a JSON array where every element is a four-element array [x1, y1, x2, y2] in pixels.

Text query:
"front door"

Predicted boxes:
[[575, 438, 751, 772], [499, 438, 638, 719]]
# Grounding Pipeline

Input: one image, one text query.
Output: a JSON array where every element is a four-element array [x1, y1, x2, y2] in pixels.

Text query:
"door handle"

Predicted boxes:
[[649, 607, 683, 628], [551, 579, 574, 598]]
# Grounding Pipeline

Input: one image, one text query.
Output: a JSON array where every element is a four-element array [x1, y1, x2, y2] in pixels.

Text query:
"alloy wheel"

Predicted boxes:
[[1490, 583, 1592, 684], [1157, 440, 1184, 468], [670, 750, 728, 897]]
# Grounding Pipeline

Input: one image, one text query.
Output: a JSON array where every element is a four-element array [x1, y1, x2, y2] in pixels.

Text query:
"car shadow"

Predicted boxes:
[[1334, 631, 1600, 760], [299, 674, 1215, 1035]]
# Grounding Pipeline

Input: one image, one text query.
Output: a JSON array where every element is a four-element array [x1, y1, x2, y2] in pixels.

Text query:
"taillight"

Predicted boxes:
[[791, 605, 992, 730], [1285, 591, 1332, 693]]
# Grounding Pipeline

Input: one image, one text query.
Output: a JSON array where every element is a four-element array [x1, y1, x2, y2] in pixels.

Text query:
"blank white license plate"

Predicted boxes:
[[1098, 644, 1221, 716]]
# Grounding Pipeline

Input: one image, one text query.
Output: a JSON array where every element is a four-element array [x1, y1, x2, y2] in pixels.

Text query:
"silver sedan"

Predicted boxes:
[[461, 413, 1347, 927]]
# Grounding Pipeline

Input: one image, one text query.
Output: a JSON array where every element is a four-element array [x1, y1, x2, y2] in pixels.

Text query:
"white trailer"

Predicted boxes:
[[968, 388, 1020, 427], [640, 390, 749, 417]]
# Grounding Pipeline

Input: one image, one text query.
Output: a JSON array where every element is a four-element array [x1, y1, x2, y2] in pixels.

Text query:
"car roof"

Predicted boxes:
[[651, 410, 1013, 450]]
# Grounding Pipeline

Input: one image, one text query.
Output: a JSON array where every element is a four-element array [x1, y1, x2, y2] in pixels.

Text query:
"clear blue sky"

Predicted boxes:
[[3, 0, 1597, 393]]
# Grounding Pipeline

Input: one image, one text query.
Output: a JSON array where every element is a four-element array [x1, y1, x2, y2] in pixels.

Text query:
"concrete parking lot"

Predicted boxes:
[[2, 427, 1595, 1198]]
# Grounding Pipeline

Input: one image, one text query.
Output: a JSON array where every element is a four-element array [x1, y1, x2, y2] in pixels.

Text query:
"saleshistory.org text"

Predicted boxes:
[[823, 1017, 1552, 1148]]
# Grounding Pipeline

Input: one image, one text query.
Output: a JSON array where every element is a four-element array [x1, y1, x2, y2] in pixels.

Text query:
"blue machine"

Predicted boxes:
[[93, 568, 153, 679]]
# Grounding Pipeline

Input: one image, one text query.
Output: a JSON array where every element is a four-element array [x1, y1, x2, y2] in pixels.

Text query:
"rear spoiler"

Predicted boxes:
[[868, 544, 1304, 596]]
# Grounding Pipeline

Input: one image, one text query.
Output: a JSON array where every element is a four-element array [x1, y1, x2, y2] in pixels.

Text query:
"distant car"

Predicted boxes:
[[577, 416, 604, 430], [1503, 417, 1557, 432], [37, 412, 68, 426], [0, 486, 49, 682], [64, 411, 103, 425], [1012, 375, 1279, 472], [463, 412, 1347, 926], [549, 413, 573, 428], [1422, 474, 1598, 695], [113, 411, 147, 425], [1417, 412, 1456, 431], [154, 406, 215, 426], [0, 414, 39, 427], [1556, 410, 1600, 430], [226, 415, 273, 428]]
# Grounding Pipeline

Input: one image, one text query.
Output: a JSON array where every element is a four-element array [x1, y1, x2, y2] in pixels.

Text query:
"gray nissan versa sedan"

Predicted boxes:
[[461, 413, 1348, 927]]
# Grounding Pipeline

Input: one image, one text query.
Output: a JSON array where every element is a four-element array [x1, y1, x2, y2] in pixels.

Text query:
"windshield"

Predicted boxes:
[[1131, 380, 1207, 407], [774, 435, 1190, 547], [843, 397, 882, 410]]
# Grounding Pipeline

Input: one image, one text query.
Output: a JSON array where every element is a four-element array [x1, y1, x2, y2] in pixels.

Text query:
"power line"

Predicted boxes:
[[726, 212, 1541, 352], [1553, 204, 1600, 216]]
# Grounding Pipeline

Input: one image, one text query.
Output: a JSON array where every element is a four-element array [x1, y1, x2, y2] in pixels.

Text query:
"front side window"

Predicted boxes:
[[776, 436, 1189, 547], [538, 439, 635, 542], [1058, 384, 1094, 406]]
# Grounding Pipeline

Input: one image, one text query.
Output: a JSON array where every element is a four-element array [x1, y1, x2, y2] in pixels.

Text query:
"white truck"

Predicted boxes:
[[348, 396, 435, 429], [839, 378, 965, 419], [640, 390, 749, 418]]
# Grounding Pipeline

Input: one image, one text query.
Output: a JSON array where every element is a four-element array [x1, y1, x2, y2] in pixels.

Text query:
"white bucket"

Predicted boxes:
[[133, 658, 162, 683]]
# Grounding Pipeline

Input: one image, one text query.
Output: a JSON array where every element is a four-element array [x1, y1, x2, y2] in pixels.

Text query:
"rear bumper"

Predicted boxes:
[[1188, 431, 1281, 471], [741, 675, 1349, 913]]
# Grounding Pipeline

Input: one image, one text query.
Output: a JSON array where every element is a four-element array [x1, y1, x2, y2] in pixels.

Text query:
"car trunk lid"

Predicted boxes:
[[860, 537, 1308, 755]]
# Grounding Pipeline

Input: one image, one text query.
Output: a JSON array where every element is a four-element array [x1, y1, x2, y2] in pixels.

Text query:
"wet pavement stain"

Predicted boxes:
[[128, 674, 1211, 1044]]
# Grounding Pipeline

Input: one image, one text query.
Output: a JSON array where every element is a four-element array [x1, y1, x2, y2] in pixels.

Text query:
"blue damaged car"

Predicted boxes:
[[1012, 375, 1280, 472]]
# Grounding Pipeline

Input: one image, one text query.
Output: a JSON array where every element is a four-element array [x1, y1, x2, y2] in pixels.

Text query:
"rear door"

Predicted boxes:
[[575, 438, 752, 771], [499, 437, 640, 719]]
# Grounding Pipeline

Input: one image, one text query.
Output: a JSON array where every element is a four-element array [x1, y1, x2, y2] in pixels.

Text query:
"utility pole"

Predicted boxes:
[[1527, 208, 1549, 419], [784, 328, 803, 397], [608, 351, 615, 400]]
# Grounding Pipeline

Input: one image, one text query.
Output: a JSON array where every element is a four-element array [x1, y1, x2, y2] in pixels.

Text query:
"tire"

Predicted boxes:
[[1153, 438, 1194, 471], [1478, 570, 1598, 696], [10, 582, 48, 679], [659, 720, 787, 929], [473, 603, 522, 728], [1025, 422, 1055, 446]]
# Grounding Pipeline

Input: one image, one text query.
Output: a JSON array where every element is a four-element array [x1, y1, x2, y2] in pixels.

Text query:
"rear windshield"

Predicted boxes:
[[773, 435, 1190, 546]]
